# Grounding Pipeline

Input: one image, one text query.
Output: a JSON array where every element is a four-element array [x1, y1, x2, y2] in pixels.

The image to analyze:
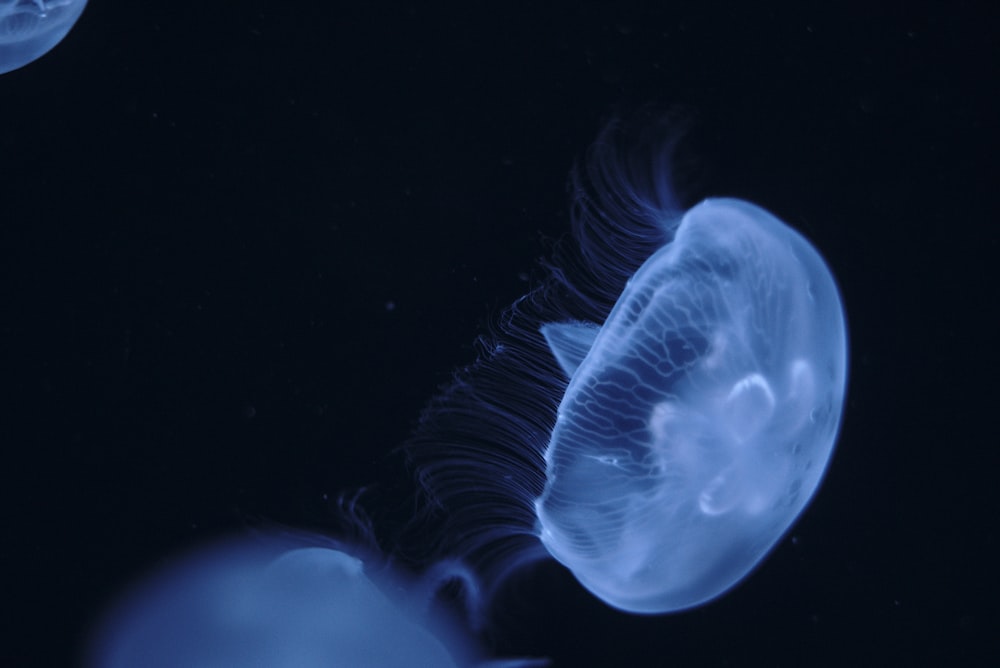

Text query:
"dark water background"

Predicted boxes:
[[1, 2, 995, 666]]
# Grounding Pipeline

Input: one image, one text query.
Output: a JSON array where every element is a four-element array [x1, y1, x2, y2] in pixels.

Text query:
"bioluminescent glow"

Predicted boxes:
[[0, 0, 88, 75]]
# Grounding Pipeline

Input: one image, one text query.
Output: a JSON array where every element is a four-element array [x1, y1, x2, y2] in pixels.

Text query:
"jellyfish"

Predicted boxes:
[[86, 118, 846, 667], [535, 197, 848, 613], [85, 534, 545, 668], [0, 0, 88, 75], [403, 117, 847, 615]]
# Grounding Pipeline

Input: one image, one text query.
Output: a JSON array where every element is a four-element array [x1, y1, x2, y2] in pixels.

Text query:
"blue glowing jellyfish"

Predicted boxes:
[[536, 197, 848, 613], [0, 0, 88, 75], [404, 118, 847, 615], [86, 535, 544, 668]]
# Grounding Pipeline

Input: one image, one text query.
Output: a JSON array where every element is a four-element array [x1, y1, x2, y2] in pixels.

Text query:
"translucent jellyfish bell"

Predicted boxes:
[[0, 0, 88, 75], [536, 197, 848, 614]]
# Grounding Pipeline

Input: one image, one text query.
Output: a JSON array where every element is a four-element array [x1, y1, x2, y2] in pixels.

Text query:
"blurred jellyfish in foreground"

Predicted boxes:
[[404, 115, 847, 615], [86, 535, 544, 668], [0, 0, 88, 75]]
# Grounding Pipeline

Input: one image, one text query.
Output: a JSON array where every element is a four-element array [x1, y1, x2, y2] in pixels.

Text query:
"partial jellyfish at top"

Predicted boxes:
[[404, 113, 847, 615], [0, 0, 88, 75]]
